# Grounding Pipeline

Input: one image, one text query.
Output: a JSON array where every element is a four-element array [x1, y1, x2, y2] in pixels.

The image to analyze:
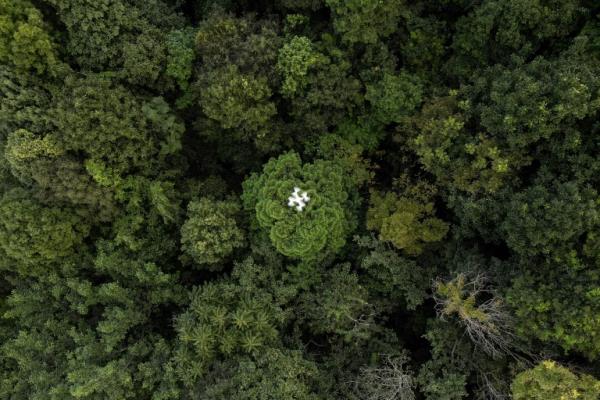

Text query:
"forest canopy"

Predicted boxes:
[[0, 0, 599, 399]]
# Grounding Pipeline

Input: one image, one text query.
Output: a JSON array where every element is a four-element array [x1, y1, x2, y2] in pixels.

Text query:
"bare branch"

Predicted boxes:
[[433, 273, 524, 360], [353, 354, 416, 400]]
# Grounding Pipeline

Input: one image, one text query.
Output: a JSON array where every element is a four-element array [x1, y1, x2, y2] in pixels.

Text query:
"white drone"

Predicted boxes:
[[288, 187, 310, 212]]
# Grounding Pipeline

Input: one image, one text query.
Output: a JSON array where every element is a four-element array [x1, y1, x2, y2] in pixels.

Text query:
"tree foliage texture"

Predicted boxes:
[[0, 0, 599, 399]]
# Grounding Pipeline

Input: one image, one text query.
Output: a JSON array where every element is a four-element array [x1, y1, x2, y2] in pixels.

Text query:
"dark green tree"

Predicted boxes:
[[325, 0, 404, 44]]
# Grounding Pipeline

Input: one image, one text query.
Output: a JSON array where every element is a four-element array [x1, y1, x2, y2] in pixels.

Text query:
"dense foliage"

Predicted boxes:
[[0, 1, 599, 399]]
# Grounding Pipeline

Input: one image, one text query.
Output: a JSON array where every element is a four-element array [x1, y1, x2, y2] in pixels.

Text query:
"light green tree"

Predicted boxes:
[[0, 0, 58, 75], [242, 152, 363, 260], [512, 361, 600, 400], [277, 36, 322, 96]]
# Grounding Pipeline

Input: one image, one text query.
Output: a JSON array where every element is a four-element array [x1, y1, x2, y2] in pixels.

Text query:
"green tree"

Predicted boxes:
[[190, 11, 282, 153], [0, 189, 88, 274], [500, 181, 598, 257], [367, 181, 448, 255], [198, 65, 277, 148], [409, 52, 600, 193], [4, 129, 116, 220], [180, 197, 245, 269], [165, 28, 196, 89], [283, 35, 363, 135], [298, 264, 373, 342], [417, 320, 470, 400], [365, 72, 423, 124], [0, 0, 58, 75], [0, 209, 182, 399], [44, 0, 184, 85], [172, 263, 285, 386], [0, 67, 53, 140], [325, 0, 403, 44], [277, 36, 322, 96], [449, 0, 583, 78], [408, 93, 514, 193], [357, 236, 431, 310], [242, 152, 362, 261], [197, 349, 321, 400], [2, 275, 178, 399], [1, 2, 600, 399], [507, 254, 600, 360], [52, 75, 183, 188], [512, 361, 600, 400]]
